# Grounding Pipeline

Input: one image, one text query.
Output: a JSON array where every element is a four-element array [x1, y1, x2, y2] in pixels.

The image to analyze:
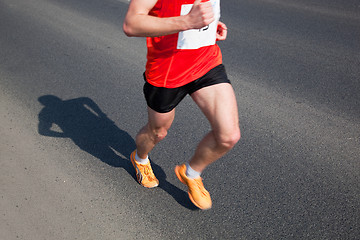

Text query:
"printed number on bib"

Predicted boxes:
[[177, 0, 220, 50]]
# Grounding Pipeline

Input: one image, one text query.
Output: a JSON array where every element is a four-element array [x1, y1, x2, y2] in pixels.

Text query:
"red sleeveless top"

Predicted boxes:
[[145, 0, 222, 88]]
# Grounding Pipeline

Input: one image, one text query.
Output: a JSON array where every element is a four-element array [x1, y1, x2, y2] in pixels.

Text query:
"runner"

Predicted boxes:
[[123, 0, 240, 210]]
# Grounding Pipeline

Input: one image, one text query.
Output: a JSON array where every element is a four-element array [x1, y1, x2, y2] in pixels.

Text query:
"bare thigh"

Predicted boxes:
[[190, 83, 240, 141]]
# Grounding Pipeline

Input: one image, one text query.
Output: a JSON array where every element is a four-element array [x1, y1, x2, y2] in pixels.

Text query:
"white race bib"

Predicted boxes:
[[177, 0, 220, 50]]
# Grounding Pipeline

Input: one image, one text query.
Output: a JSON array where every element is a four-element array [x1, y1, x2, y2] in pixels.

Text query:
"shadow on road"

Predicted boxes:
[[37, 95, 197, 210]]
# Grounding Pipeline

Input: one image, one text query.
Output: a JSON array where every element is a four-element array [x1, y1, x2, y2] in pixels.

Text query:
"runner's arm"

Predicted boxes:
[[123, 0, 215, 37]]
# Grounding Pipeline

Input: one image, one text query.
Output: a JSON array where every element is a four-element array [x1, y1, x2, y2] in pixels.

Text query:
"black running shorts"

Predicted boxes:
[[143, 64, 231, 113]]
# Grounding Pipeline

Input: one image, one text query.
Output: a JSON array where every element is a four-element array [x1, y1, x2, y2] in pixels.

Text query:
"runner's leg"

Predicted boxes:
[[189, 83, 240, 172], [135, 107, 175, 159]]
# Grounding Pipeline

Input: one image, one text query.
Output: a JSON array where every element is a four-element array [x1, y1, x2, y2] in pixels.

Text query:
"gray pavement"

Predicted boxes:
[[1, 0, 359, 239]]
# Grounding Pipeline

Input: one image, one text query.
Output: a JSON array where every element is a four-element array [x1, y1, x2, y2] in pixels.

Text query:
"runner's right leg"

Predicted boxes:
[[135, 107, 175, 159], [131, 107, 175, 188]]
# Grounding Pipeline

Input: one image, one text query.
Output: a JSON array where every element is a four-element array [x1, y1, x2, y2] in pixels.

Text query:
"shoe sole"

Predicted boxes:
[[130, 152, 142, 183], [175, 165, 209, 210]]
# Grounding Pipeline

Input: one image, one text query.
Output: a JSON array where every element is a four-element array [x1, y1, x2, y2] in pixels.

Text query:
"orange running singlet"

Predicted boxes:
[[145, 0, 223, 88]]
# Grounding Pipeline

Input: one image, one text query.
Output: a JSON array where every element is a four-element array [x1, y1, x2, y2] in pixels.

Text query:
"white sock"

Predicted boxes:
[[135, 152, 149, 165], [185, 162, 201, 179]]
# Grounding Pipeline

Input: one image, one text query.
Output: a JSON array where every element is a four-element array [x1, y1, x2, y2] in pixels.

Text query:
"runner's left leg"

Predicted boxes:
[[189, 83, 240, 172]]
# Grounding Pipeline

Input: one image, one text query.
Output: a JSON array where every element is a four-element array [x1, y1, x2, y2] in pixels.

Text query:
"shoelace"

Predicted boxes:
[[140, 164, 156, 182]]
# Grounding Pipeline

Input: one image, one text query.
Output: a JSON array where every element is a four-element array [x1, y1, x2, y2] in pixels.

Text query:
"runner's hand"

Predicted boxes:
[[216, 21, 227, 41], [186, 0, 214, 29]]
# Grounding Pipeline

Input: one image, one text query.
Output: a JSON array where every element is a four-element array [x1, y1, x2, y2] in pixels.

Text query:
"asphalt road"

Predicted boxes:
[[1, 0, 359, 239]]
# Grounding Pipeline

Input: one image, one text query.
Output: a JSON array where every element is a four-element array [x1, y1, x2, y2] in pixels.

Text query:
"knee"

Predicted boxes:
[[217, 127, 241, 150], [151, 127, 168, 143]]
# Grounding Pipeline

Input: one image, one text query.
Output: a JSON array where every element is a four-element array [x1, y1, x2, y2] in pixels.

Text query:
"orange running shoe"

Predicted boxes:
[[175, 164, 212, 210], [130, 150, 159, 188]]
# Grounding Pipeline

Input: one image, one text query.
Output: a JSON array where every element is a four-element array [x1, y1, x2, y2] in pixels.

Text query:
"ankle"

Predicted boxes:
[[185, 163, 201, 179], [135, 151, 149, 164]]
